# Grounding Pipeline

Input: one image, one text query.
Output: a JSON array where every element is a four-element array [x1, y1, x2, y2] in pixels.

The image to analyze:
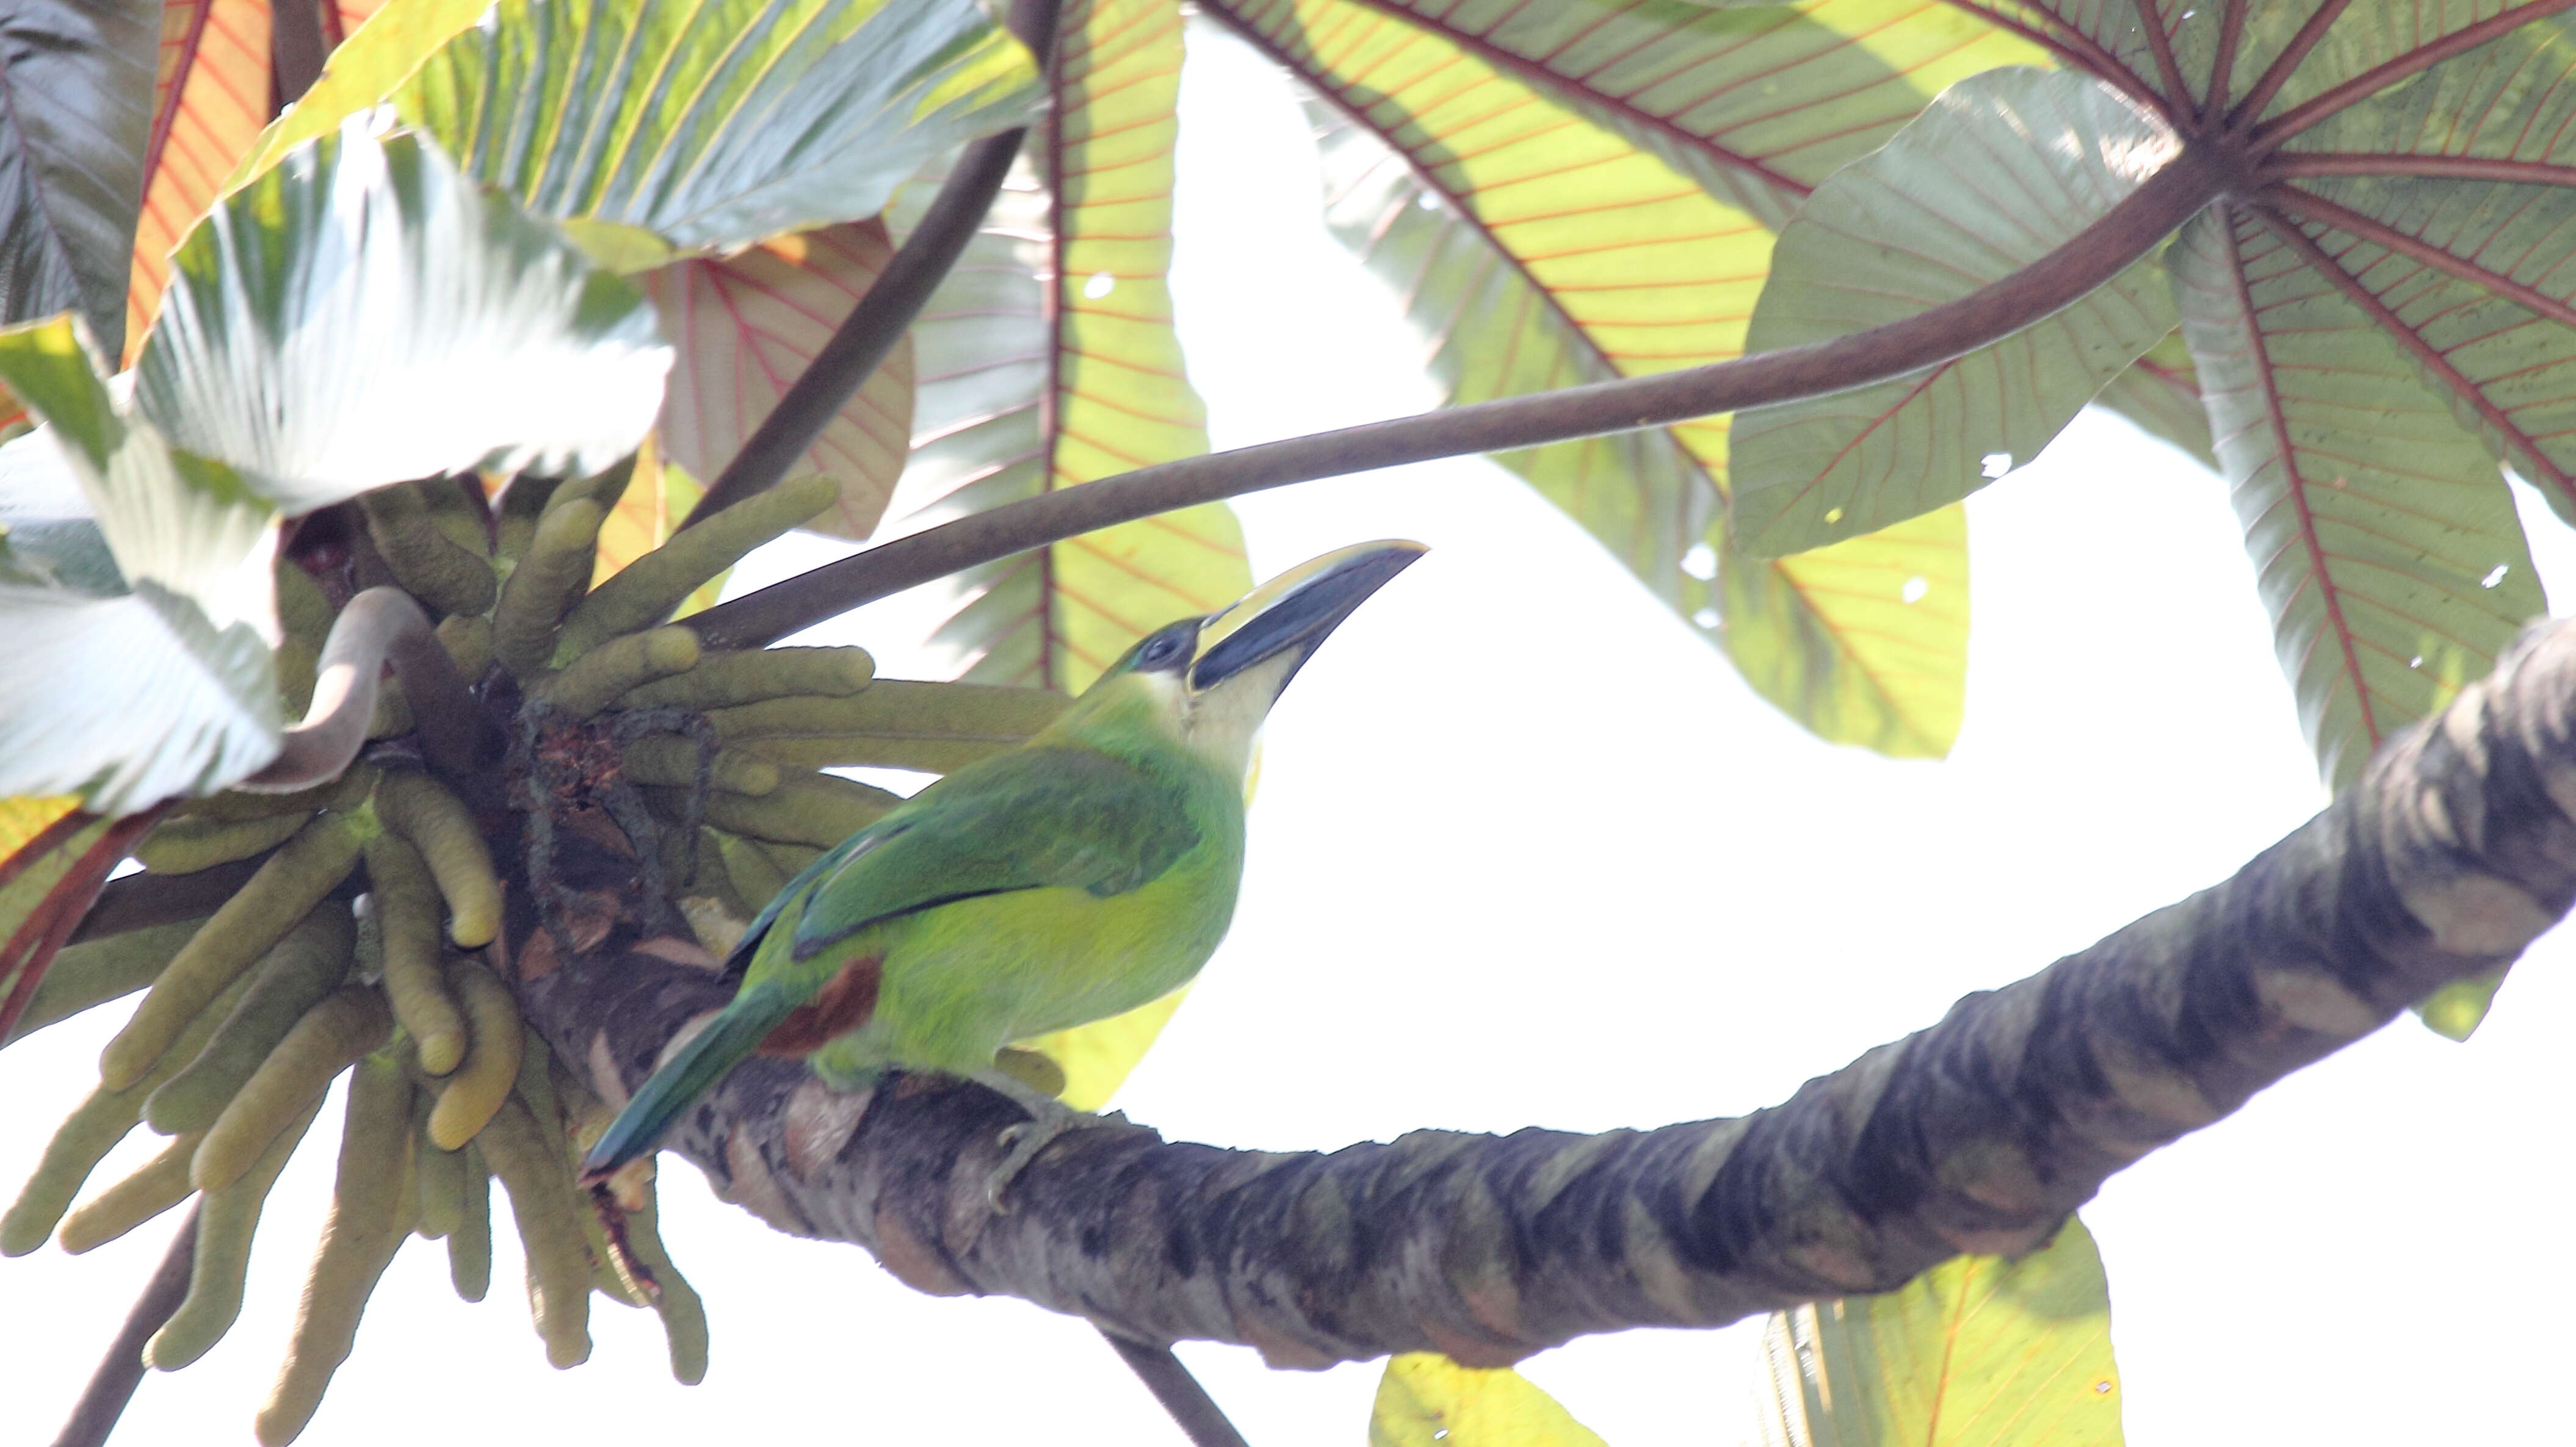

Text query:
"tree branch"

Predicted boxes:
[[525, 610, 2576, 1365], [689, 145, 2232, 649], [51, 1204, 198, 1447]]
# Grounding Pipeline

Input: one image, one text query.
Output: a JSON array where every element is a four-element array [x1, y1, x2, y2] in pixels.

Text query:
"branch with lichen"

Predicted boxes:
[[526, 613, 2576, 1365]]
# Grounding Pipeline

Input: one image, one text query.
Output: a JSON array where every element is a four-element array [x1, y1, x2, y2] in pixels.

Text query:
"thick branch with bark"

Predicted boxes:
[[519, 612, 2576, 1366]]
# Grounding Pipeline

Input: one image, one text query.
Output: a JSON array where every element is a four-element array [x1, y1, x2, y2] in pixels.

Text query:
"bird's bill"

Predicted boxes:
[[1190, 539, 1427, 693]]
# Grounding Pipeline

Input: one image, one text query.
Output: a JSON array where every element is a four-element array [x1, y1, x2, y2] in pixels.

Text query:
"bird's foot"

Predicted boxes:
[[968, 1069, 1129, 1213]]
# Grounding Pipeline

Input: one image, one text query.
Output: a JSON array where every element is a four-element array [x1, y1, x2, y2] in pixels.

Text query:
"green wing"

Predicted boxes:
[[752, 746, 1203, 968]]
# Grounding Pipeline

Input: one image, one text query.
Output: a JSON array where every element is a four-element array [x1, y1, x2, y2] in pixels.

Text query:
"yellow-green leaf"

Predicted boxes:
[[1371, 1355, 1608, 1447], [1269, 1, 1967, 755], [1756, 1218, 2122, 1447], [0, 798, 126, 1043]]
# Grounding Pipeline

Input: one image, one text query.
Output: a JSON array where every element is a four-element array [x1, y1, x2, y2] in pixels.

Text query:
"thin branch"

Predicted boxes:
[[689, 145, 2233, 649], [238, 588, 432, 793], [2226, 0, 2353, 133], [2263, 151, 2576, 185], [2130, 0, 2193, 122], [2252, 199, 2576, 503], [270, 0, 327, 113], [1101, 1335, 1253, 1447], [678, 134, 1030, 527], [51, 1205, 199, 1447], [530, 615, 2576, 1365], [680, 0, 1066, 529], [2253, 0, 2576, 153]]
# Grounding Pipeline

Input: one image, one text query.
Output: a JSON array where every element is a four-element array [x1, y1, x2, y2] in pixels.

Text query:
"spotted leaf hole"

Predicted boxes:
[[1901, 576, 1929, 604], [1681, 543, 1717, 580], [1083, 272, 1116, 300]]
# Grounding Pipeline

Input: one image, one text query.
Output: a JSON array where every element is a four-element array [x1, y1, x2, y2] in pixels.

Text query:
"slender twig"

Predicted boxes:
[[679, 0, 1065, 529], [1101, 1335, 1254, 1447], [270, 0, 327, 111], [51, 1205, 200, 1447], [2263, 151, 2576, 185], [678, 135, 1031, 527], [2253, 0, 2576, 154], [2226, 0, 2353, 133], [239, 588, 432, 793], [690, 145, 2233, 649]]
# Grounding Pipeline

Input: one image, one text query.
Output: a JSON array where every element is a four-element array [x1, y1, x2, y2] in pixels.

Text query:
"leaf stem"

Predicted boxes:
[[690, 145, 2232, 649], [2130, 0, 2192, 122], [680, 0, 1065, 529], [239, 587, 432, 793], [2263, 151, 2576, 186]]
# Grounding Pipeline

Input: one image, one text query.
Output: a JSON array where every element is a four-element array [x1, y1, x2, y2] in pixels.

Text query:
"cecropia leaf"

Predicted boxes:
[[132, 115, 671, 512], [1729, 68, 2184, 557], [0, 316, 281, 813]]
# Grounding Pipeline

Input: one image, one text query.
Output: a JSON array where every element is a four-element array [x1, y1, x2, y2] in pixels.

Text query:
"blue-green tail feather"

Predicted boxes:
[[581, 992, 797, 1183]]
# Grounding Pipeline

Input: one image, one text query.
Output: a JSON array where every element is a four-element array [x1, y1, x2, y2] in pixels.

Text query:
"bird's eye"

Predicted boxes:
[[1140, 634, 1180, 666]]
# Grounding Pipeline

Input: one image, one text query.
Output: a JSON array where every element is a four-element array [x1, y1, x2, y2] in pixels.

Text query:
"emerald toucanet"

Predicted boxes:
[[581, 541, 1425, 1196]]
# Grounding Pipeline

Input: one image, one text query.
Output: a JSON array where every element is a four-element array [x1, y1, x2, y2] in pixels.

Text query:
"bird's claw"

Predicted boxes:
[[982, 1107, 1131, 1213]]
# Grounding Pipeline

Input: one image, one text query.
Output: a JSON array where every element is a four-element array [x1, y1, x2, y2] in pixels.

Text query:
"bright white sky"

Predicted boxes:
[[7, 24, 2575, 1447]]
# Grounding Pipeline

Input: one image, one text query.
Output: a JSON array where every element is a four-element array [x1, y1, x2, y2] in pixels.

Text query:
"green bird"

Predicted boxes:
[[581, 540, 1425, 1198]]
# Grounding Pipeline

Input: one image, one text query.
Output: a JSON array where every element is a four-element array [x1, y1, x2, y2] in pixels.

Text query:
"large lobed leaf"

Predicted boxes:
[[1228, 0, 1975, 755], [135, 116, 671, 510], [1370, 1355, 1608, 1447], [0, 0, 155, 359], [1754, 1218, 2124, 1447], [394, 0, 1039, 259], [1730, 68, 2182, 557], [127, 0, 275, 358]]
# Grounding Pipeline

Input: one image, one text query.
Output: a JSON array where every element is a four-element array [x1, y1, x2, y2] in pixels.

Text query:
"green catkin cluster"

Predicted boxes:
[[1, 463, 1128, 1442]]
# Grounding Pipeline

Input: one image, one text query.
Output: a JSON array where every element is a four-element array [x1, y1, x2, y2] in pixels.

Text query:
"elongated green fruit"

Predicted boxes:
[[493, 475, 560, 562], [6, 918, 203, 1044], [137, 811, 311, 875], [104, 813, 364, 1091], [714, 834, 787, 917], [362, 834, 469, 1074], [707, 679, 1068, 744], [254, 1057, 414, 1446], [663, 773, 903, 850], [146, 904, 354, 1135], [276, 558, 334, 649], [619, 646, 875, 710], [172, 768, 374, 824], [58, 1130, 202, 1255], [476, 1098, 593, 1368], [372, 770, 502, 948], [623, 1184, 709, 1384], [360, 483, 496, 618], [429, 962, 524, 1150], [144, 1096, 322, 1369], [436, 613, 493, 681], [4, 969, 256, 1254], [450, 1144, 492, 1302], [193, 987, 394, 1193], [556, 474, 836, 661], [534, 626, 699, 720], [623, 736, 780, 796], [416, 1124, 465, 1241], [491, 496, 609, 677]]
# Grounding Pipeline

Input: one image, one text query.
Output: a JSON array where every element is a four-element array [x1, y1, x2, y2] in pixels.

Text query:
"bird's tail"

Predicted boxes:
[[580, 992, 796, 1184]]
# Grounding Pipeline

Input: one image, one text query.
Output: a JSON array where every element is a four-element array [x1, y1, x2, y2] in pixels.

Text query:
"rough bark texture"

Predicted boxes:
[[519, 616, 2576, 1369]]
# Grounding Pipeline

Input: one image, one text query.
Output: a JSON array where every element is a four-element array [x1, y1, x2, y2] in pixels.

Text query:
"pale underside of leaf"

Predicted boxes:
[[1753, 1218, 2123, 1447], [2091, 328, 2214, 466], [1228, 0, 1967, 754], [641, 218, 916, 541], [1370, 1354, 1609, 1447], [128, 0, 272, 361], [1328, 0, 2047, 230], [135, 118, 672, 512], [0, 0, 157, 357], [393, 0, 1041, 255], [2173, 203, 2541, 793], [1730, 68, 2182, 557]]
